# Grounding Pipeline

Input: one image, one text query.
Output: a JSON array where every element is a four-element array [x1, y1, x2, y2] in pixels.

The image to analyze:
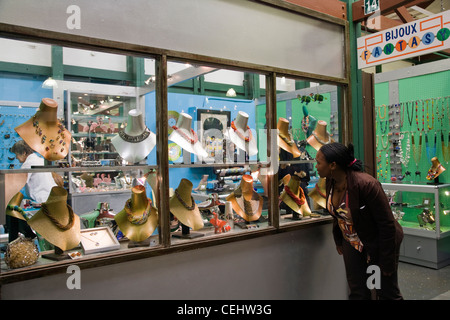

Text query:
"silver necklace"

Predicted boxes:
[[118, 128, 151, 143], [312, 131, 331, 145]]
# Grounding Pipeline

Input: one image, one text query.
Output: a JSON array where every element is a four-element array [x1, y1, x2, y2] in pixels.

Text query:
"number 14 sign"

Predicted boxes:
[[365, 0, 379, 15]]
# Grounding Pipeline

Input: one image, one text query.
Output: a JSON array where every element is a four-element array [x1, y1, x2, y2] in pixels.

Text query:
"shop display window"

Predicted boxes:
[[165, 61, 271, 242], [271, 77, 340, 226], [0, 36, 345, 276], [0, 38, 162, 273]]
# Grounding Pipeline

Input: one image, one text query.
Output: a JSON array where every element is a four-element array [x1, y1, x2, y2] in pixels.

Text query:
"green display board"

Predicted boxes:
[[375, 69, 450, 184]]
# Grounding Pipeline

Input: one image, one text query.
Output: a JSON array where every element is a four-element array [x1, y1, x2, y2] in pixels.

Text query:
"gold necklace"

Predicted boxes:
[[41, 203, 75, 231], [378, 104, 387, 119]]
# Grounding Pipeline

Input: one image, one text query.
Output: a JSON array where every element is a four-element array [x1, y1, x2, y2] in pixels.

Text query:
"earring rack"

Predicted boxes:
[[0, 104, 38, 169]]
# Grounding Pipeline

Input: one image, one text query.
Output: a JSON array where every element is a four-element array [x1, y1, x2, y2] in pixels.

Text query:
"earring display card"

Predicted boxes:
[[80, 226, 120, 254], [0, 105, 37, 169]]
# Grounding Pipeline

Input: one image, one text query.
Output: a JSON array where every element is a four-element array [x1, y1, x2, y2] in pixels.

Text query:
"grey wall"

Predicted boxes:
[[2, 223, 348, 300], [0, 0, 345, 79]]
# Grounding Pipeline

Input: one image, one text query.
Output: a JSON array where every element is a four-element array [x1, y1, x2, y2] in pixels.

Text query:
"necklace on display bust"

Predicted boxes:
[[32, 115, 67, 153], [171, 125, 198, 145], [41, 203, 75, 231], [175, 188, 196, 210], [426, 164, 443, 180], [283, 185, 305, 206], [124, 198, 151, 225], [279, 132, 295, 146], [233, 186, 259, 216], [118, 128, 151, 143], [231, 121, 252, 142], [312, 131, 331, 145]]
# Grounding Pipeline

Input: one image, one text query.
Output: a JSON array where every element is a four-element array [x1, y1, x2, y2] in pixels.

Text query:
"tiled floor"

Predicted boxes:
[[398, 262, 450, 300]]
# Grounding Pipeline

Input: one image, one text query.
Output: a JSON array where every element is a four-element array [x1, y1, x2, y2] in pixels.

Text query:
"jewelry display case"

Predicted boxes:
[[382, 182, 450, 268], [0, 0, 350, 288]]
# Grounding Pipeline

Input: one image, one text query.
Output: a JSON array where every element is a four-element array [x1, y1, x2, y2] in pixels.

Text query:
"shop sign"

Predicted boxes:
[[364, 0, 379, 15], [357, 10, 450, 69]]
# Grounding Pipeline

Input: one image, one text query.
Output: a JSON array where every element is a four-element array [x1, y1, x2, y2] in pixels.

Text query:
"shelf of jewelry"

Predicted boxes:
[[382, 182, 450, 238], [0, 165, 157, 174]]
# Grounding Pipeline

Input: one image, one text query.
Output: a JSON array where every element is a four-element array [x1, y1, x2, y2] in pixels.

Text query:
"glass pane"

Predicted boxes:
[[166, 61, 269, 242], [0, 37, 159, 273], [274, 77, 340, 225]]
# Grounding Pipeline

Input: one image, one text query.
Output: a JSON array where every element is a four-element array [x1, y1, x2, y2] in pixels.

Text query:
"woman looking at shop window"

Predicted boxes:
[[315, 142, 403, 300]]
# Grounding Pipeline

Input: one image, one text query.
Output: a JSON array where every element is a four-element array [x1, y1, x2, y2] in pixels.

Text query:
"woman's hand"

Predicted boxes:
[[336, 245, 343, 255]]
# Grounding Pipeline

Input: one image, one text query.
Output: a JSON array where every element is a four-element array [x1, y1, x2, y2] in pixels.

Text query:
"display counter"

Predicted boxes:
[[382, 183, 450, 269]]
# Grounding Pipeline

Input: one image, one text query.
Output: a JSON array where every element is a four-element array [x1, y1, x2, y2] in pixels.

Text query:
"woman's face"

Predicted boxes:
[[315, 150, 333, 178]]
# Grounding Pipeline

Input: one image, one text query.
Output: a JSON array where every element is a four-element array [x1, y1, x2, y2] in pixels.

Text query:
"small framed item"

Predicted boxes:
[[80, 227, 120, 254]]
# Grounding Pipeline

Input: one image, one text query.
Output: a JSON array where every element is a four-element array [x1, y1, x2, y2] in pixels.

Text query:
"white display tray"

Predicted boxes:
[[80, 226, 120, 254]]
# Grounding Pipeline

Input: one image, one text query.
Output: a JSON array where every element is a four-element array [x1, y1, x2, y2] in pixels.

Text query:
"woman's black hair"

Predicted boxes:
[[319, 142, 364, 172], [10, 139, 34, 157]]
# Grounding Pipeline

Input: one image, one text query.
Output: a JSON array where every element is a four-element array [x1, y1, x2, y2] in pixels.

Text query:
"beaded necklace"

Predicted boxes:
[[124, 198, 151, 225], [312, 131, 331, 145], [279, 131, 295, 146], [41, 203, 75, 231], [379, 120, 388, 134], [425, 132, 437, 162], [230, 121, 252, 142], [32, 115, 67, 153], [399, 102, 405, 128], [175, 188, 195, 210], [378, 104, 387, 119], [441, 132, 449, 163], [380, 134, 389, 149], [426, 99, 434, 130], [398, 131, 411, 168], [426, 164, 443, 180], [301, 115, 310, 136], [283, 185, 305, 206], [406, 101, 415, 127], [313, 182, 326, 199], [412, 132, 423, 167], [415, 101, 425, 131], [171, 125, 198, 145], [6, 205, 26, 219]]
